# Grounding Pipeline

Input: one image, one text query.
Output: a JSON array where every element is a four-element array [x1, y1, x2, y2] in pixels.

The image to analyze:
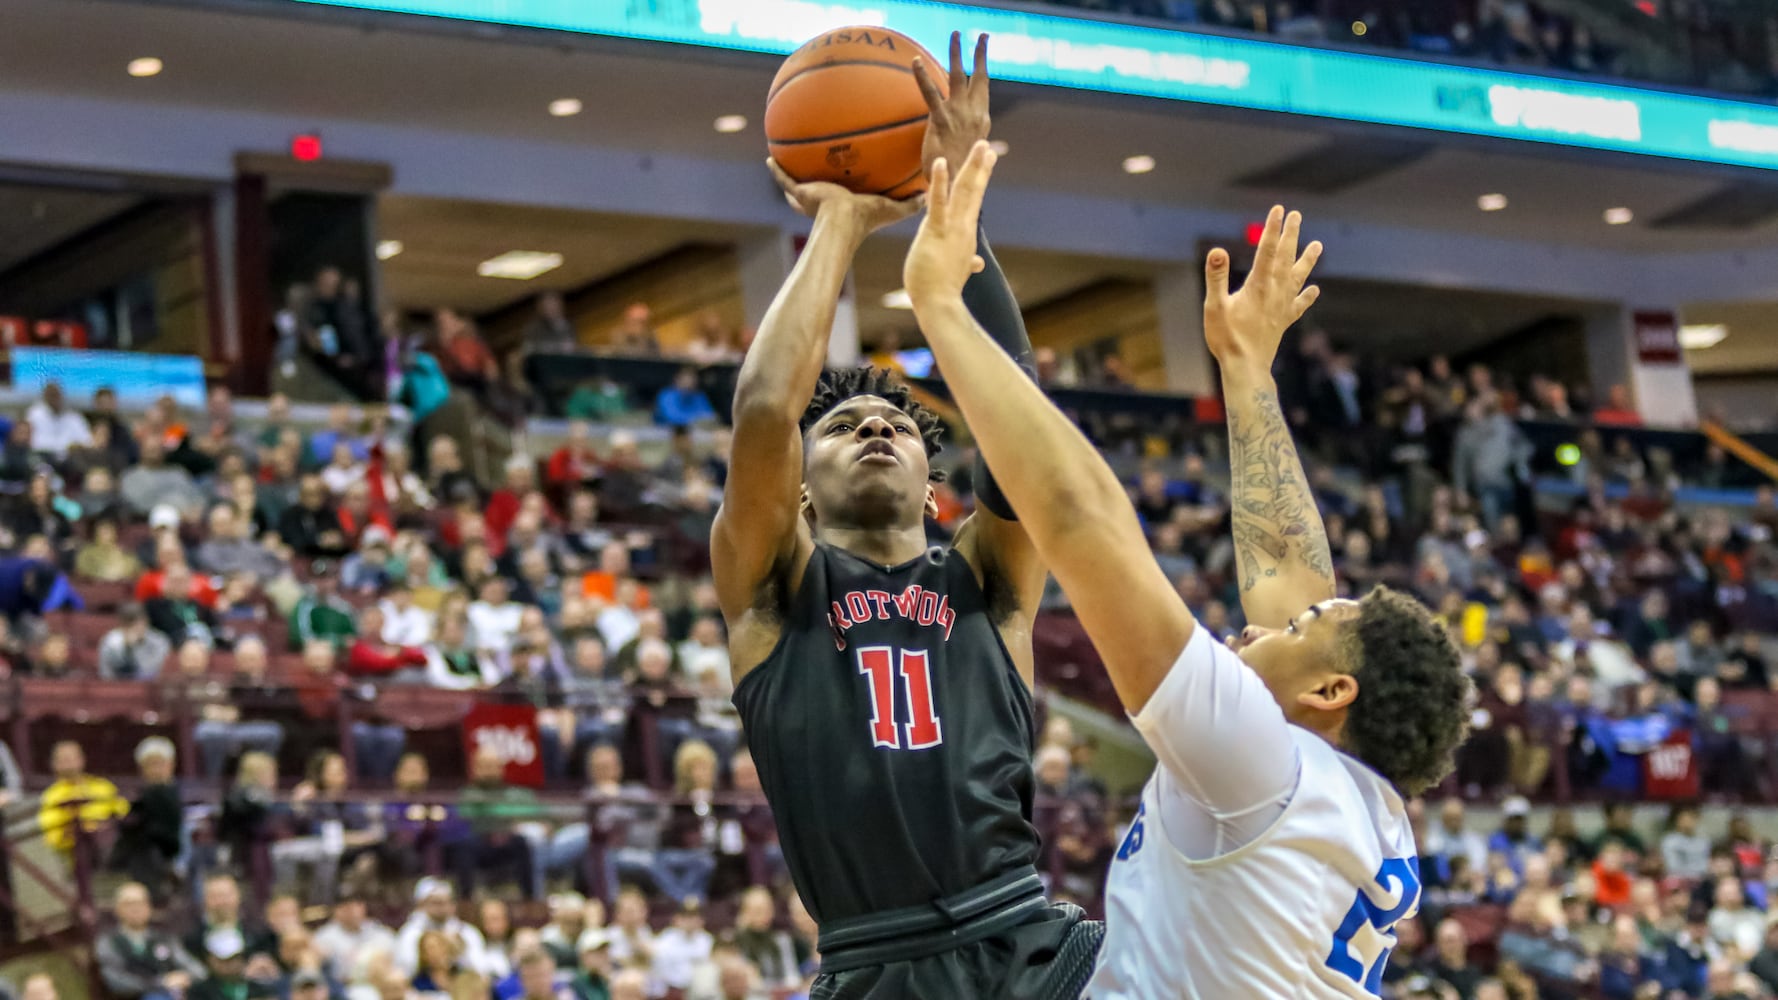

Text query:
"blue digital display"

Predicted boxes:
[[11, 347, 207, 408], [282, 0, 1778, 171]]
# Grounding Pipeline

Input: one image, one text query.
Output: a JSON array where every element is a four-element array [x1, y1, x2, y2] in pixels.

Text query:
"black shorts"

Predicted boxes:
[[811, 903, 1104, 1000]]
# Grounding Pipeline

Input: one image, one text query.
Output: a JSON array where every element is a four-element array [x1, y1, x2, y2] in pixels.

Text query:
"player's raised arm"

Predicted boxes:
[[915, 34, 1048, 644], [1207, 207, 1335, 630], [710, 170, 917, 632], [904, 144, 1193, 712]]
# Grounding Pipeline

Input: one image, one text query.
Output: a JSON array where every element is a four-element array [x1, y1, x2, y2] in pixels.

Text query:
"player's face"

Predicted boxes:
[[1228, 599, 1361, 721], [804, 395, 935, 530]]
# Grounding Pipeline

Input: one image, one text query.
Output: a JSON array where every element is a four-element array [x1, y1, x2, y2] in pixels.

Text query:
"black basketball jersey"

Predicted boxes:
[[733, 542, 1041, 925]]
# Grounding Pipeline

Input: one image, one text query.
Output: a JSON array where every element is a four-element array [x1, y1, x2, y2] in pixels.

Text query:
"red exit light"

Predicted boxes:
[[291, 134, 323, 162], [1245, 222, 1266, 246]]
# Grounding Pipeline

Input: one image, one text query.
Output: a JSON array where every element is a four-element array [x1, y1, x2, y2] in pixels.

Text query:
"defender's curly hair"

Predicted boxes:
[[1338, 586, 1472, 797], [801, 366, 947, 478]]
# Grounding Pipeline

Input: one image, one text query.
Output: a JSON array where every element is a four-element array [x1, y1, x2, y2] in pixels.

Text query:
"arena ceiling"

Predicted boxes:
[[2, 0, 1777, 365], [3, 0, 1775, 256]]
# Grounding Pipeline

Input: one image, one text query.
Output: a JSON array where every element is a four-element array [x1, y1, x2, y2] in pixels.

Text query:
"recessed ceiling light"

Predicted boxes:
[[375, 240, 404, 261], [988, 139, 1010, 156], [548, 98, 583, 118], [477, 251, 564, 280], [1122, 155, 1156, 174], [1679, 324, 1728, 349], [1351, 21, 1368, 36], [128, 57, 163, 78], [881, 289, 912, 309], [713, 114, 748, 134], [1477, 193, 1508, 212], [1604, 207, 1634, 225]]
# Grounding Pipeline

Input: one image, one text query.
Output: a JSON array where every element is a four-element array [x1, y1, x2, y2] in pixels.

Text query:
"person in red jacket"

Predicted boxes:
[[545, 421, 601, 492], [485, 457, 541, 544], [344, 605, 427, 677]]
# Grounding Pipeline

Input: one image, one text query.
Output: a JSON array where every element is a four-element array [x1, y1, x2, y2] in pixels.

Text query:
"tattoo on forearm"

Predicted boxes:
[[1227, 388, 1334, 592]]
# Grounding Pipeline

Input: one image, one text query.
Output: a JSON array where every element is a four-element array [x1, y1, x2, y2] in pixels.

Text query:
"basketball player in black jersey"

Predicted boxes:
[[714, 34, 1101, 1000]]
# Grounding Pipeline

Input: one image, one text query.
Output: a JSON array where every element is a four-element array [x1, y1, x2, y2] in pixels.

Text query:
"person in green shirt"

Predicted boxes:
[[563, 378, 628, 421], [187, 928, 250, 1000], [452, 746, 539, 899], [568, 931, 612, 1000], [288, 574, 357, 651]]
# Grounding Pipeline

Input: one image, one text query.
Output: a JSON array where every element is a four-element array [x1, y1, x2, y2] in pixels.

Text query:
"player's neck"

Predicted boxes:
[[818, 524, 930, 568]]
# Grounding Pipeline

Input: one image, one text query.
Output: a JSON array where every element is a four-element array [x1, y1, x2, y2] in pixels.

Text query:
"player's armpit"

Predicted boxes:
[[1134, 625, 1299, 820]]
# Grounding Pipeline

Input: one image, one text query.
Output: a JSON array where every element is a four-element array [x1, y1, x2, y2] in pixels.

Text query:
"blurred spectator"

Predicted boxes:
[[537, 894, 591, 969], [683, 312, 739, 365], [564, 377, 630, 422], [281, 474, 350, 558], [314, 893, 395, 985], [396, 879, 490, 977], [568, 930, 613, 1000], [453, 746, 539, 900], [197, 503, 285, 579], [26, 382, 92, 461], [1594, 385, 1643, 428], [97, 882, 204, 1000], [653, 369, 717, 428], [525, 293, 579, 354], [292, 577, 357, 651], [215, 752, 279, 873], [1452, 395, 1531, 530], [146, 563, 219, 647], [108, 738, 182, 897], [1423, 797, 1489, 879], [98, 604, 170, 679], [547, 424, 601, 494], [605, 889, 657, 992], [1661, 804, 1713, 881], [78, 514, 142, 581], [273, 750, 383, 904], [121, 438, 205, 518], [184, 874, 275, 965], [1427, 919, 1483, 998], [730, 888, 799, 991], [609, 304, 659, 356], [38, 740, 128, 859]]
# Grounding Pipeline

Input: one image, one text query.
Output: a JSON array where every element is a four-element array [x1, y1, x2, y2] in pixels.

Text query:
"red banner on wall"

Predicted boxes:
[[1634, 310, 1681, 365], [1642, 730, 1700, 801], [462, 702, 545, 788]]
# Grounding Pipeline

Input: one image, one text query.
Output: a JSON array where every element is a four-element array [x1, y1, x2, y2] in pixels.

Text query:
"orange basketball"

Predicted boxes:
[[765, 26, 946, 201]]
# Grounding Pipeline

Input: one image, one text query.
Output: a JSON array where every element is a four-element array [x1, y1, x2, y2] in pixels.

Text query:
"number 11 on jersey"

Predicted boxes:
[[857, 646, 944, 751]]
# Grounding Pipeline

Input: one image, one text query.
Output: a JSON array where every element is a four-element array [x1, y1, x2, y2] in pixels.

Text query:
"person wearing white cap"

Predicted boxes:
[[394, 878, 489, 978], [567, 930, 613, 1000], [1486, 795, 1542, 878]]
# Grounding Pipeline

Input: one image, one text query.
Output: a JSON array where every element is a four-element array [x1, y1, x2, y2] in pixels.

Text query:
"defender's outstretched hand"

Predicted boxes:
[[766, 158, 922, 232], [914, 32, 992, 183], [905, 141, 997, 304], [1204, 205, 1323, 377]]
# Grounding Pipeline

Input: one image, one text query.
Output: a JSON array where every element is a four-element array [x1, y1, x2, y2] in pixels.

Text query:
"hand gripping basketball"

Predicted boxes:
[[765, 157, 921, 233]]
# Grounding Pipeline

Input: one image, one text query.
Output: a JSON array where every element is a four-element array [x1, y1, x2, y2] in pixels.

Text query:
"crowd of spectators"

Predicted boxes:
[[2, 299, 1778, 999], [1382, 797, 1778, 999], [1030, 0, 1778, 97]]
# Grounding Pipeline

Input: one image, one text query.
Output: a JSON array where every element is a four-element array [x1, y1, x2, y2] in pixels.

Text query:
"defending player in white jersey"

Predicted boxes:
[[901, 142, 1471, 999]]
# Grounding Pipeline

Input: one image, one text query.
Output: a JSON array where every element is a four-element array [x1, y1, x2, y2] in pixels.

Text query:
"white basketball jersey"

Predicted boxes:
[[1087, 720, 1421, 998]]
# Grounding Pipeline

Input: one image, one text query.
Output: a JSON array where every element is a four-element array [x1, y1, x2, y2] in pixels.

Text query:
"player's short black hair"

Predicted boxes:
[[1339, 586, 1471, 797], [801, 366, 946, 478]]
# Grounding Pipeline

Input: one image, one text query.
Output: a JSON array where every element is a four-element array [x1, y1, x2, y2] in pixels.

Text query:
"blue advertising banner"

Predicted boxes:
[[10, 347, 207, 408], [281, 0, 1778, 170]]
